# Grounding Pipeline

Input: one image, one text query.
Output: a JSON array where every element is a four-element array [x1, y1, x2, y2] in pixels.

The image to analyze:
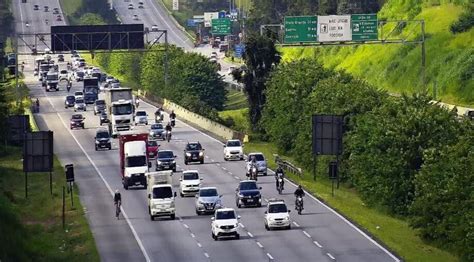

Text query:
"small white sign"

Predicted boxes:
[[204, 12, 219, 27], [172, 0, 179, 11], [318, 15, 351, 42]]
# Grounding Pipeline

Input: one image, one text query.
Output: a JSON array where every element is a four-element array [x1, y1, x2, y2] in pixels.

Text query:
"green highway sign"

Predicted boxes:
[[351, 14, 378, 41], [211, 18, 231, 35], [284, 16, 317, 44]]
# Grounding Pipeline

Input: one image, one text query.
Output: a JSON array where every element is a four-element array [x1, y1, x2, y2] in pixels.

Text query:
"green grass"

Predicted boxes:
[[59, 0, 83, 24], [243, 141, 459, 262], [224, 89, 247, 110], [159, 0, 196, 39], [281, 3, 474, 107], [0, 147, 99, 261], [218, 108, 249, 132]]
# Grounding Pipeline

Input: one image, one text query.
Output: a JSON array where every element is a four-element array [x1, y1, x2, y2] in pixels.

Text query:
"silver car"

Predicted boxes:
[[149, 123, 165, 140], [74, 96, 86, 112], [195, 187, 222, 215], [134, 110, 148, 125], [246, 153, 267, 176]]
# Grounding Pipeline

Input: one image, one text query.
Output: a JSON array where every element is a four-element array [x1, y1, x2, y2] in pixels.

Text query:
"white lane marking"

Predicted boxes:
[[313, 241, 322, 248], [222, 167, 227, 171], [140, 101, 400, 262], [205, 155, 209, 158], [238, 223, 245, 228], [197, 242, 202, 248], [303, 231, 311, 238], [247, 232, 253, 238], [234, 176, 240, 180], [148, 0, 190, 46], [183, 224, 189, 229], [266, 253, 274, 260], [216, 163, 221, 166], [264, 199, 268, 203], [281, 178, 400, 262], [327, 253, 336, 260], [292, 221, 300, 227], [256, 241, 263, 248], [190, 233, 195, 238], [211, 159, 215, 162], [41, 91, 151, 262], [204, 252, 210, 258], [227, 171, 233, 175]]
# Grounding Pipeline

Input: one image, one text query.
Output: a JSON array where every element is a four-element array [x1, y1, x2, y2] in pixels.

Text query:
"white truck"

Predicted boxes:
[[104, 88, 135, 137], [146, 171, 177, 220], [44, 70, 59, 92]]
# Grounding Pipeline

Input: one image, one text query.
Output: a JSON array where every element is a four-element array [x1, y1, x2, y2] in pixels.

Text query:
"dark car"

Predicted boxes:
[[58, 54, 64, 62], [99, 112, 109, 125], [64, 95, 75, 108], [70, 114, 85, 129], [94, 99, 106, 115], [94, 128, 111, 151], [44, 5, 49, 12], [184, 142, 204, 165], [33, 4, 39, 10], [155, 150, 176, 172], [235, 180, 262, 208]]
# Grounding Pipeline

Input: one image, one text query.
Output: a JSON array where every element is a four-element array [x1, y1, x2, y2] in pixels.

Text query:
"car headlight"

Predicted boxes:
[[95, 141, 100, 144], [199, 152, 204, 157], [70, 121, 74, 124], [157, 161, 162, 165], [172, 160, 176, 164], [170, 202, 175, 208], [238, 194, 244, 198], [150, 132, 154, 136], [186, 153, 191, 157]]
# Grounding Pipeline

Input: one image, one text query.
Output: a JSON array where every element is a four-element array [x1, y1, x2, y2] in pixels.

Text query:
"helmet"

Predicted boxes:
[[298, 185, 302, 189], [115, 189, 119, 193]]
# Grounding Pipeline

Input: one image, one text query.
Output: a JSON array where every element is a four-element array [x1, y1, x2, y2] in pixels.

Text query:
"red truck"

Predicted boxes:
[[119, 131, 150, 189]]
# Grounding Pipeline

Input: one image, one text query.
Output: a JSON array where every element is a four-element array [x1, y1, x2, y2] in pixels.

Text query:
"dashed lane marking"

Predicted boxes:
[[247, 232, 253, 238], [293, 221, 300, 227], [303, 231, 311, 238], [313, 241, 322, 248], [266, 253, 274, 260], [256, 242, 263, 248], [327, 253, 335, 260]]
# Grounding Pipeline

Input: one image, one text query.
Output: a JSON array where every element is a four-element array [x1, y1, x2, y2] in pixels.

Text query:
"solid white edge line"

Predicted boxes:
[[327, 253, 336, 260], [256, 241, 263, 248], [140, 101, 400, 262], [266, 253, 274, 260], [204, 252, 210, 258], [190, 233, 195, 238], [313, 241, 322, 248], [42, 91, 151, 262]]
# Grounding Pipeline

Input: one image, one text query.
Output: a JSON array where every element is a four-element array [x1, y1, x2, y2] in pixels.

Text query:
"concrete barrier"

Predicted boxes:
[[162, 99, 245, 141]]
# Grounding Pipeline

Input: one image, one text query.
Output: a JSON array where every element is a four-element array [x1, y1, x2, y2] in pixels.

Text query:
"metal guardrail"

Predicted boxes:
[[274, 154, 303, 177]]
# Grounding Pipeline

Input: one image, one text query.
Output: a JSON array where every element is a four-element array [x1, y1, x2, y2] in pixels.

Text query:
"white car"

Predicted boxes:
[[74, 91, 84, 99], [59, 69, 69, 80], [134, 110, 148, 125], [179, 170, 202, 197], [128, 3, 134, 9], [246, 152, 267, 176], [74, 96, 86, 112], [223, 139, 244, 161], [133, 14, 139, 21], [211, 208, 240, 240], [264, 199, 291, 230], [151, 25, 159, 32]]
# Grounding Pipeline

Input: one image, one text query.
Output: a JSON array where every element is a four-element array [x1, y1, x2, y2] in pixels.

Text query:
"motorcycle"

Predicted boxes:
[[277, 178, 284, 194], [248, 165, 258, 181], [170, 118, 175, 127], [155, 112, 164, 123], [166, 130, 171, 142], [295, 197, 304, 215]]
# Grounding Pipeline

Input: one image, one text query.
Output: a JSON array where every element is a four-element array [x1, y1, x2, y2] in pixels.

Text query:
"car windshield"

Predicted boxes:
[[268, 203, 287, 213], [136, 111, 146, 116], [227, 140, 241, 147], [66, 96, 75, 101], [216, 210, 236, 220], [112, 104, 133, 115], [200, 188, 217, 197], [152, 187, 172, 199], [158, 151, 174, 159], [240, 182, 258, 190], [183, 172, 199, 180], [60, 70, 67, 74], [186, 143, 202, 150], [250, 154, 264, 161], [147, 140, 158, 147], [95, 100, 105, 105], [46, 74, 58, 80], [151, 124, 163, 130], [71, 115, 82, 120], [75, 92, 83, 96], [125, 156, 146, 167], [96, 131, 109, 139], [76, 99, 84, 104], [76, 72, 84, 76]]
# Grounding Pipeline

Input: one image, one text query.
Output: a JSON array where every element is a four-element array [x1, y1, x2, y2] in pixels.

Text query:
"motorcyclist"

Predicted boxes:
[[170, 110, 176, 120], [114, 189, 122, 205], [155, 107, 164, 121], [165, 122, 172, 141], [294, 185, 305, 209], [275, 166, 285, 190], [247, 155, 257, 178], [66, 80, 72, 92], [35, 98, 40, 108], [135, 97, 140, 108], [45, 19, 49, 25]]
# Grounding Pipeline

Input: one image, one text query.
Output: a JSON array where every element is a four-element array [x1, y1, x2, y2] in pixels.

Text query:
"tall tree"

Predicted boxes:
[[232, 34, 280, 131]]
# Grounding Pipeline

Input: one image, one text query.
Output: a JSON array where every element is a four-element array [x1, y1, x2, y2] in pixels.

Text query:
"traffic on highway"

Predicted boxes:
[[11, 1, 400, 261]]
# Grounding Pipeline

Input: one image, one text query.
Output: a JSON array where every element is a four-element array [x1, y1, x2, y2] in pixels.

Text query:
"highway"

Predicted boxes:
[[13, 2, 400, 262]]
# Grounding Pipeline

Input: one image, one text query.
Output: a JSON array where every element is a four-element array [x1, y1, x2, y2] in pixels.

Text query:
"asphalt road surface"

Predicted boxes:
[[13, 2, 400, 262]]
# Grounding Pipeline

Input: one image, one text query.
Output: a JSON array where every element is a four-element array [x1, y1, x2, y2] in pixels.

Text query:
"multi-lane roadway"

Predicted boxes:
[[13, 1, 400, 262]]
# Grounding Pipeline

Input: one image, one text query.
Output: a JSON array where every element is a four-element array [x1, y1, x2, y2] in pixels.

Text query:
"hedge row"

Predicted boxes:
[[262, 58, 473, 260]]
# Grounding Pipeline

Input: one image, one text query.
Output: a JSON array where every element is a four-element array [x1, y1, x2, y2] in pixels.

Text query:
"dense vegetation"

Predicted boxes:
[[59, 0, 117, 25], [94, 46, 226, 119]]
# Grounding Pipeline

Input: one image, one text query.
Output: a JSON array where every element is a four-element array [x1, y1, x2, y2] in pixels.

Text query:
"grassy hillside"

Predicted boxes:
[[281, 2, 473, 106]]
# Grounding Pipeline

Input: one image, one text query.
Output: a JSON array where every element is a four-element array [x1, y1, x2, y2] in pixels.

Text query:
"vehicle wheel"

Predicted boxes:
[[180, 192, 184, 197], [150, 215, 154, 221], [173, 167, 176, 172], [74, 109, 76, 112], [196, 210, 200, 215], [170, 214, 175, 220], [235, 234, 240, 240], [95, 146, 98, 151], [212, 233, 217, 241], [108, 146, 112, 150], [184, 161, 188, 165], [123, 182, 128, 190], [94, 111, 96, 115], [264, 172, 268, 176], [200, 159, 204, 164], [265, 223, 269, 231], [257, 203, 262, 207], [287, 225, 291, 230], [135, 123, 137, 126], [240, 157, 244, 161], [145, 122, 148, 125], [237, 202, 241, 208], [224, 156, 228, 161]]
